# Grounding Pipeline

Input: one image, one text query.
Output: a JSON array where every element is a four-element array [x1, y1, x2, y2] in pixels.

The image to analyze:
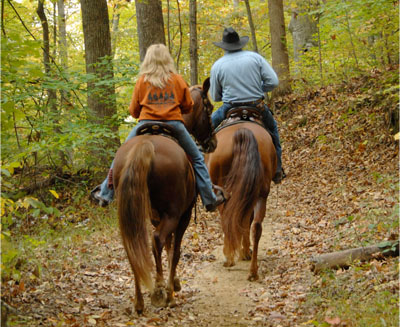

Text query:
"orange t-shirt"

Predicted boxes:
[[128, 73, 194, 122]]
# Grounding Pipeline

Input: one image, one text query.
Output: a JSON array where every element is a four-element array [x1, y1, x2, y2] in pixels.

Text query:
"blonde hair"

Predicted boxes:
[[140, 44, 177, 89]]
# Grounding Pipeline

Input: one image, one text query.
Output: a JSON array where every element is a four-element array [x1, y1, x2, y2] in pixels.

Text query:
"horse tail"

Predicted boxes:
[[223, 128, 263, 258], [117, 140, 154, 290]]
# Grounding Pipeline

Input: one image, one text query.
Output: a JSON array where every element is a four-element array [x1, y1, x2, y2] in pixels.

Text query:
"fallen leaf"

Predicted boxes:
[[325, 316, 341, 325]]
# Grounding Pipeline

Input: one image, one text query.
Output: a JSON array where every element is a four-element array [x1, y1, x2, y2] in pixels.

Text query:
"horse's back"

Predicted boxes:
[[114, 135, 196, 216], [207, 122, 276, 186]]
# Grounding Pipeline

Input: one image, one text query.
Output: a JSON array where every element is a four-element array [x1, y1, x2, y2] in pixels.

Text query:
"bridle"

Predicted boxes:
[[191, 87, 215, 153]]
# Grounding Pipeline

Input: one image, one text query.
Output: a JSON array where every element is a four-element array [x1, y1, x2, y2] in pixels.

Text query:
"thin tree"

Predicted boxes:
[[135, 0, 165, 61], [57, 0, 69, 109], [342, 0, 359, 69], [57, 0, 67, 67], [1, 0, 5, 36], [189, 0, 198, 85], [36, 0, 57, 112], [37, 0, 71, 167], [111, 2, 120, 58], [244, 0, 258, 53], [80, 0, 119, 156], [167, 0, 171, 51], [175, 0, 183, 71], [268, 0, 291, 95]]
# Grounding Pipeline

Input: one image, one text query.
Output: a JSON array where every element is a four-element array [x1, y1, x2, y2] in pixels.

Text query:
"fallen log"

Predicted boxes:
[[311, 240, 399, 273]]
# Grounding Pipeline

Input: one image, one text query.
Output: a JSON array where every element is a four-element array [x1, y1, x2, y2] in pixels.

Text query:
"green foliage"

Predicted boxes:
[[290, 0, 398, 89], [305, 270, 399, 327]]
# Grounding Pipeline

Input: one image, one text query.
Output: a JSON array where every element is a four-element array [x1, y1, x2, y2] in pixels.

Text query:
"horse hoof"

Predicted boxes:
[[174, 277, 181, 292], [151, 287, 168, 308], [135, 305, 144, 315], [247, 273, 259, 282], [168, 298, 177, 308], [223, 260, 235, 267], [240, 252, 252, 261]]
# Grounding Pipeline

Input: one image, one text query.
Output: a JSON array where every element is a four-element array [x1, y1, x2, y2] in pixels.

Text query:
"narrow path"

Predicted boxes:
[[6, 190, 300, 327], [186, 216, 275, 327], [174, 190, 286, 327]]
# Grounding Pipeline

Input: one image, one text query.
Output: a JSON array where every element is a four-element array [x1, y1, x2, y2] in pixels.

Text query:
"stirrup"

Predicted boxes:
[[205, 193, 225, 212], [90, 185, 110, 207]]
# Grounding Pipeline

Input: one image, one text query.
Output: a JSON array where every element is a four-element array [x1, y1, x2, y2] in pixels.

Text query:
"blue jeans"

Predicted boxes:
[[211, 103, 282, 174], [98, 120, 217, 207]]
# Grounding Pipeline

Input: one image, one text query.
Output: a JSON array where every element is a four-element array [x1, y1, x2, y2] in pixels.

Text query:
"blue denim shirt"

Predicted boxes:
[[210, 50, 279, 103]]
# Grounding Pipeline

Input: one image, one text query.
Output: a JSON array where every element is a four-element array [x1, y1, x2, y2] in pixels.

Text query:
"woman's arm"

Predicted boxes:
[[129, 78, 142, 118]]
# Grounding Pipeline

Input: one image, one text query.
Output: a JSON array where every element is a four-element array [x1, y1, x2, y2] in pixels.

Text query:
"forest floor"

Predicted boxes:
[[3, 68, 399, 327]]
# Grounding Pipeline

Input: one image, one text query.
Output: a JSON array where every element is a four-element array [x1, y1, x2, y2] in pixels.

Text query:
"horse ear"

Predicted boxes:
[[202, 77, 210, 94]]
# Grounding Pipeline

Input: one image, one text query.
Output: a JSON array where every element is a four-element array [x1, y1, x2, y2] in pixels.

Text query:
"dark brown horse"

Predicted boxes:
[[206, 120, 277, 281], [112, 78, 215, 314]]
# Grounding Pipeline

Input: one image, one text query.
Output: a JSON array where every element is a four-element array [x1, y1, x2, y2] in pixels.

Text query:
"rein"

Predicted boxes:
[[191, 87, 214, 153]]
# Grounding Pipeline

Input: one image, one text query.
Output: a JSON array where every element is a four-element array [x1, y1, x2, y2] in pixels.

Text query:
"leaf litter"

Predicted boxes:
[[3, 68, 398, 326]]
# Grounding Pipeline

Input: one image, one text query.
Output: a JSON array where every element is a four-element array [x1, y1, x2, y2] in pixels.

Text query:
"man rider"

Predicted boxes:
[[210, 27, 285, 183]]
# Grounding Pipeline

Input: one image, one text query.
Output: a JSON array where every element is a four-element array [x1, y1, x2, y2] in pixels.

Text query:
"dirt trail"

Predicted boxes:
[[172, 190, 286, 327], [186, 216, 275, 327], [6, 188, 297, 327]]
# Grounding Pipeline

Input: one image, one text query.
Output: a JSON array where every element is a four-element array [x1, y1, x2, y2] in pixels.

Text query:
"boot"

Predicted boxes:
[[90, 185, 110, 207], [205, 192, 226, 212]]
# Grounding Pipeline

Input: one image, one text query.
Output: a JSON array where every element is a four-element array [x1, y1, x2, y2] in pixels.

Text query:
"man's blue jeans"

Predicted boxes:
[[97, 120, 217, 207], [211, 103, 282, 174]]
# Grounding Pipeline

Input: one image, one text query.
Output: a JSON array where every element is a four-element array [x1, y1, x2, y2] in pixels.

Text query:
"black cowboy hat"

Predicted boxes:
[[213, 27, 249, 51]]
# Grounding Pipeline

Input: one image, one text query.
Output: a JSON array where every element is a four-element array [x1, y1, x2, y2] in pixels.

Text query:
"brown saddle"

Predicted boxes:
[[226, 106, 263, 122], [107, 122, 190, 191], [214, 107, 264, 134], [136, 122, 179, 143], [136, 122, 193, 165]]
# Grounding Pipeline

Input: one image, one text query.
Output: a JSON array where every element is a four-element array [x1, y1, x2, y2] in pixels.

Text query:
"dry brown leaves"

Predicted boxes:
[[3, 68, 398, 326]]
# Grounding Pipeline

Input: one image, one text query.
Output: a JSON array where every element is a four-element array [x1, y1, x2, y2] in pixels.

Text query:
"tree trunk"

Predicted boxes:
[[80, 0, 119, 153], [135, 0, 165, 62], [311, 241, 399, 273], [244, 0, 258, 53], [1, 0, 5, 36], [167, 0, 171, 51], [175, 0, 182, 72], [57, 0, 67, 66], [288, 10, 318, 62], [111, 3, 120, 59], [36, 0, 57, 111], [268, 0, 291, 96], [37, 0, 70, 167], [189, 0, 198, 85], [57, 0, 69, 109]]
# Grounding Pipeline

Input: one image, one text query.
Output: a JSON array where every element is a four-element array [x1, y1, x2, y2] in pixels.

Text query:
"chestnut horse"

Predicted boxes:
[[206, 120, 277, 281], [113, 78, 215, 314]]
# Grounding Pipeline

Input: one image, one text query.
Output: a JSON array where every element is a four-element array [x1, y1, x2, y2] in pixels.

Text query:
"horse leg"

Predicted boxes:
[[223, 236, 236, 267], [133, 272, 144, 314], [248, 198, 266, 281], [240, 212, 253, 261], [165, 234, 181, 292], [150, 220, 168, 308], [151, 217, 178, 308], [166, 209, 191, 307], [165, 234, 173, 267]]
